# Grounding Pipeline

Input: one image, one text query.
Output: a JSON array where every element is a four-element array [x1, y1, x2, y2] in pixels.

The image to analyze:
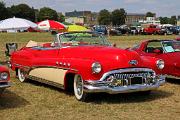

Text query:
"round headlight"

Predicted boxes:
[[92, 62, 102, 74], [0, 72, 9, 80], [156, 60, 165, 69]]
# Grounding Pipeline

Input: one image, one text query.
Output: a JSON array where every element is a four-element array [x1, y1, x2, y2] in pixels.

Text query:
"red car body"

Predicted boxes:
[[10, 32, 165, 101], [0, 65, 10, 95], [130, 40, 180, 79], [143, 24, 161, 35]]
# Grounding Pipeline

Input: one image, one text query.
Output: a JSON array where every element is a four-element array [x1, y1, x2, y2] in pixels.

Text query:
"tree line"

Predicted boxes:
[[0, 2, 65, 22], [0, 1, 178, 25]]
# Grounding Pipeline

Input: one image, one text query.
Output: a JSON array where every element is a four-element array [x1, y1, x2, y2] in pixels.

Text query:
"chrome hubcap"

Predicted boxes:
[[76, 76, 83, 96]]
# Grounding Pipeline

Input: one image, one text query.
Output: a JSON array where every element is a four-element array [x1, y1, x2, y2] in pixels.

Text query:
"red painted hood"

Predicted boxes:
[[62, 46, 140, 59], [60, 46, 143, 68]]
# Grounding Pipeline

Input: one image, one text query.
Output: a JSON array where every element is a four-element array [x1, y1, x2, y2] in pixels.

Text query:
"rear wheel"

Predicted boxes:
[[73, 74, 89, 101], [17, 69, 27, 82]]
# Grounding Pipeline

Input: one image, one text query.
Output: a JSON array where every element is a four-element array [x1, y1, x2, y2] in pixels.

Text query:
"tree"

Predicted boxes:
[[0, 2, 10, 20], [38, 7, 58, 21], [159, 16, 177, 25], [98, 9, 111, 25], [159, 17, 169, 24], [112, 8, 126, 26], [169, 16, 177, 25], [146, 12, 155, 17], [10, 4, 35, 21], [57, 13, 65, 22]]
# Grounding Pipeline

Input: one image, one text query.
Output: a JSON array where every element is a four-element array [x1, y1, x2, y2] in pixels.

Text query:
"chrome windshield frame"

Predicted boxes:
[[57, 32, 111, 47]]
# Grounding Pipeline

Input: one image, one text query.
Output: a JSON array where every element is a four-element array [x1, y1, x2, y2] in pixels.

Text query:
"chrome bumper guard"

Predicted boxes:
[[0, 82, 11, 89], [83, 68, 165, 94]]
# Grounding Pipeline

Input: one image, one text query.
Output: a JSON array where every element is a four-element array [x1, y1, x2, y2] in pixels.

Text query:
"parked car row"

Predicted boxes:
[[1, 31, 179, 102], [92, 25, 180, 36]]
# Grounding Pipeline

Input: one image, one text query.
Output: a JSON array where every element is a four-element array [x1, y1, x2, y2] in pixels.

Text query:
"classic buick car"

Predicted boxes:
[[130, 40, 180, 79], [10, 32, 165, 101], [0, 65, 10, 95]]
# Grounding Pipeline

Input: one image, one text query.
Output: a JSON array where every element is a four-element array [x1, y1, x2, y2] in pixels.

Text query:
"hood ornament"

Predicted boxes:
[[129, 60, 138, 66]]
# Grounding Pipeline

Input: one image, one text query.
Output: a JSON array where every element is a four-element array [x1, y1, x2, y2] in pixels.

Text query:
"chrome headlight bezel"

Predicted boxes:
[[91, 62, 102, 74], [0, 72, 9, 80], [156, 59, 165, 69]]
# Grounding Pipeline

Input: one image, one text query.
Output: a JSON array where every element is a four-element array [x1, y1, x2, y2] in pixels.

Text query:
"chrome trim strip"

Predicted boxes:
[[83, 84, 159, 94], [13, 63, 78, 72]]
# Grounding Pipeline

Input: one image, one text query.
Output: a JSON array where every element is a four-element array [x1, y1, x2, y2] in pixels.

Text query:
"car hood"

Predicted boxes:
[[60, 46, 143, 67]]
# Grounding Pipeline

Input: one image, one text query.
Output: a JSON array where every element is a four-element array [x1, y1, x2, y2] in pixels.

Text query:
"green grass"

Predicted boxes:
[[0, 33, 180, 120]]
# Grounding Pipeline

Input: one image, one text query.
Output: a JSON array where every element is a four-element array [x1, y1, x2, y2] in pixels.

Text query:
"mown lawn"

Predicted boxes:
[[0, 33, 180, 120]]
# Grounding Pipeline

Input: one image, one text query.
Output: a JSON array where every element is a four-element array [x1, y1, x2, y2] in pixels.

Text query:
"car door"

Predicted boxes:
[[28, 46, 67, 87]]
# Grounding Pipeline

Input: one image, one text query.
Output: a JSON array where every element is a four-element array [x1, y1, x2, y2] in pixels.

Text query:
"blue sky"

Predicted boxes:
[[3, 0, 180, 17]]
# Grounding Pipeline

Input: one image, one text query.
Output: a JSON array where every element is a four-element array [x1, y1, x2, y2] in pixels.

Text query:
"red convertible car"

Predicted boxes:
[[0, 65, 10, 95], [130, 40, 180, 79], [10, 32, 165, 101]]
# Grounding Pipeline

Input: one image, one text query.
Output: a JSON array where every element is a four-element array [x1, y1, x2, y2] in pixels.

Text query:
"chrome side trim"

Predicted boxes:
[[0, 82, 11, 88], [13, 63, 78, 72], [27, 75, 64, 89]]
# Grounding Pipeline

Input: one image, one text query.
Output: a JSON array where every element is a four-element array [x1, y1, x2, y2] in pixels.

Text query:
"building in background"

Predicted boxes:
[[65, 17, 84, 25], [177, 15, 180, 26], [125, 13, 146, 26], [65, 10, 98, 25], [139, 17, 160, 25]]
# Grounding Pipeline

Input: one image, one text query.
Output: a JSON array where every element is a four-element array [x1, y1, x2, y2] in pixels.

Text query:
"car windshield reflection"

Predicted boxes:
[[59, 32, 111, 46], [162, 41, 180, 53]]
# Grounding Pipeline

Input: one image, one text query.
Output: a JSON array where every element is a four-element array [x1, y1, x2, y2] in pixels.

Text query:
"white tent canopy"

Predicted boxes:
[[0, 17, 37, 31]]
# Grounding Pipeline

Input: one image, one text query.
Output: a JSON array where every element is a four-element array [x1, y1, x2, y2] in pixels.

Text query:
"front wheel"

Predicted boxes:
[[73, 74, 89, 101], [17, 69, 27, 82]]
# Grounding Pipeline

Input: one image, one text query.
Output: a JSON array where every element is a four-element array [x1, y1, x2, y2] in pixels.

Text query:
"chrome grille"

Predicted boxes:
[[113, 72, 153, 80], [104, 71, 155, 87]]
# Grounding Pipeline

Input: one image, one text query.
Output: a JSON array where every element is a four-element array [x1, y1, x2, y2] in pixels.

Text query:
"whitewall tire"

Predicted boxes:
[[17, 69, 27, 82], [73, 74, 88, 101]]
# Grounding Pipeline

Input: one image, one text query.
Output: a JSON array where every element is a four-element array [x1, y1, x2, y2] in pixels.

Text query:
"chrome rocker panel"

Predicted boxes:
[[83, 68, 165, 94]]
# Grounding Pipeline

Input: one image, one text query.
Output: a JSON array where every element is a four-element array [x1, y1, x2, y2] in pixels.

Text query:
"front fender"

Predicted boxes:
[[140, 56, 163, 74]]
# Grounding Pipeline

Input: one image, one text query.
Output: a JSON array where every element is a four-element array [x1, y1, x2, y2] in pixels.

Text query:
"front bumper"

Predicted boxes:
[[83, 68, 165, 94], [0, 82, 11, 89]]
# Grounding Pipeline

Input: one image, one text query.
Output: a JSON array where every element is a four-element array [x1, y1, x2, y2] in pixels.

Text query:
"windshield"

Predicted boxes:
[[59, 32, 110, 46], [162, 41, 180, 53]]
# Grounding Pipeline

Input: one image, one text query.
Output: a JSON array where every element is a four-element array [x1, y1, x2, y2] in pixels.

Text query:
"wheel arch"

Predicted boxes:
[[64, 72, 76, 91]]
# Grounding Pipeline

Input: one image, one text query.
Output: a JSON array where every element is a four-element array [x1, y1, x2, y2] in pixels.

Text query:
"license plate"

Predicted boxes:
[[130, 77, 143, 85]]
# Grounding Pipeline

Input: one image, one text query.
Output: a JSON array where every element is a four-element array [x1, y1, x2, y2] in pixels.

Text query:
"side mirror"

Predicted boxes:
[[153, 49, 161, 54], [112, 43, 117, 47]]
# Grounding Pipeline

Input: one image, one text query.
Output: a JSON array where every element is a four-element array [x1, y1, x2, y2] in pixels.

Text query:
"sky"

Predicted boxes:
[[2, 0, 180, 17]]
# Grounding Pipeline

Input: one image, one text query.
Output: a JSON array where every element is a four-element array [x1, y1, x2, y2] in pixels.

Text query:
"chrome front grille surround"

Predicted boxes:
[[85, 68, 156, 87], [83, 68, 165, 94], [105, 71, 155, 87]]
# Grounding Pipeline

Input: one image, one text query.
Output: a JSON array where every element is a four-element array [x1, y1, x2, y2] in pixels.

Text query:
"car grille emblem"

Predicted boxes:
[[129, 60, 138, 66]]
